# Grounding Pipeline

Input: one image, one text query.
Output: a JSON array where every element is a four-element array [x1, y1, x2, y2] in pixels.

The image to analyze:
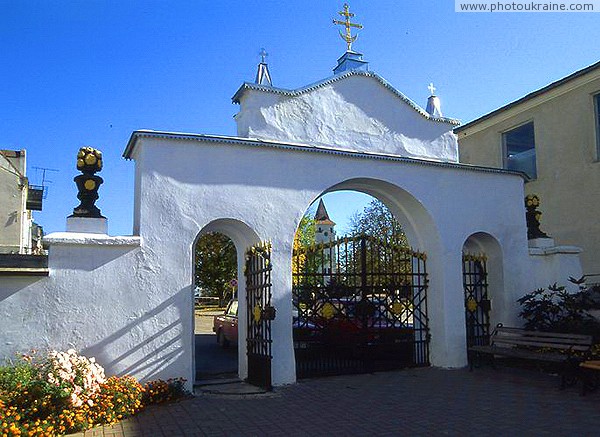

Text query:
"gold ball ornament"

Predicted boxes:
[[84, 153, 97, 165], [97, 159, 103, 170], [77, 150, 85, 158], [84, 179, 96, 190], [77, 159, 85, 169]]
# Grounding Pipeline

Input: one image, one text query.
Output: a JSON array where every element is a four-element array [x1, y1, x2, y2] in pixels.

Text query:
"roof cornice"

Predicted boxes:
[[123, 129, 523, 179], [231, 69, 460, 126], [455, 59, 600, 135]]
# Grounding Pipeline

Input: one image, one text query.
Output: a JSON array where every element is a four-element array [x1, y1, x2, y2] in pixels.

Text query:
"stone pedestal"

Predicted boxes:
[[529, 242, 583, 292], [66, 217, 108, 234], [528, 237, 555, 249]]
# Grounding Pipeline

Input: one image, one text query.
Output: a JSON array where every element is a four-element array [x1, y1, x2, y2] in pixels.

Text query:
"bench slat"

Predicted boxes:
[[493, 338, 591, 350], [494, 328, 592, 342], [580, 361, 600, 370], [469, 346, 569, 362]]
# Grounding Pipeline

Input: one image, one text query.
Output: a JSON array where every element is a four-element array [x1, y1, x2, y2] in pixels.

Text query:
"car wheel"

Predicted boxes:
[[217, 330, 230, 348]]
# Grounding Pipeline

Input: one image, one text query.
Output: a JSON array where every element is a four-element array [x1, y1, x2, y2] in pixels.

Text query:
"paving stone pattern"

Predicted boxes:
[[71, 367, 600, 436]]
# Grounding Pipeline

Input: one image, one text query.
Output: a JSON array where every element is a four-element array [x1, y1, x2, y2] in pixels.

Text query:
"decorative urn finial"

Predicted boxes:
[[525, 194, 549, 239], [70, 147, 105, 218]]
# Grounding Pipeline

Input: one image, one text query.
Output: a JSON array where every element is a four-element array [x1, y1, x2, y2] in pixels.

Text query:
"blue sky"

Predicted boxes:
[[1, 1, 599, 236]]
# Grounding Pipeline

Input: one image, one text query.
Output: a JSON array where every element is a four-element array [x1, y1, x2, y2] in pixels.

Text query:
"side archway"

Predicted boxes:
[[462, 232, 505, 348], [193, 219, 261, 381]]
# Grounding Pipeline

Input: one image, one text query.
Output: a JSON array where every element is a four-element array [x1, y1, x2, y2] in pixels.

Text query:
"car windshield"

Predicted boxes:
[[227, 300, 238, 317]]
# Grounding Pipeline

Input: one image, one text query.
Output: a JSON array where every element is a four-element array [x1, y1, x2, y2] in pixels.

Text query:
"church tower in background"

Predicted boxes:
[[314, 199, 336, 244]]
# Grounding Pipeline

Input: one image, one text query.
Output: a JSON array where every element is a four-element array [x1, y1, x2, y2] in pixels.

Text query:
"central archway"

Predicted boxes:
[[290, 178, 442, 378]]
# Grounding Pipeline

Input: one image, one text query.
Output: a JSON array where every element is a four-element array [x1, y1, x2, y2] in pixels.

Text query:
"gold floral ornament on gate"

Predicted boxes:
[[320, 302, 336, 320], [466, 297, 478, 313], [253, 304, 262, 323], [392, 301, 404, 315]]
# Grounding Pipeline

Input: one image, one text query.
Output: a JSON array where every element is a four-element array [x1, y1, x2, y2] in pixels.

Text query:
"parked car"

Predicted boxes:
[[213, 299, 238, 347]]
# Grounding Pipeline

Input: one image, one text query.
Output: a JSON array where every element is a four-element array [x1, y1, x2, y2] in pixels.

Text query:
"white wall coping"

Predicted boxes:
[[528, 245, 583, 256], [43, 232, 142, 247], [123, 130, 526, 180]]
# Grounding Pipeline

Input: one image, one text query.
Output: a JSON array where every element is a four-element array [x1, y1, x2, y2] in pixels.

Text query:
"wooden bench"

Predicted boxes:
[[468, 323, 593, 388], [579, 360, 600, 395]]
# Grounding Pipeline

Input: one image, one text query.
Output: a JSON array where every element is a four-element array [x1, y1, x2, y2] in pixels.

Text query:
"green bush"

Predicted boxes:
[[517, 277, 600, 341]]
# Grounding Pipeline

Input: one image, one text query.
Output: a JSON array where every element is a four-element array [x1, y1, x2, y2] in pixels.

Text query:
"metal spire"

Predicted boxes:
[[426, 83, 443, 117], [255, 48, 273, 86]]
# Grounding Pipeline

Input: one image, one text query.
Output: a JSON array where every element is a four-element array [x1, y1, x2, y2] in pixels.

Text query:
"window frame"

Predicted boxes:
[[594, 93, 600, 161], [501, 120, 537, 180]]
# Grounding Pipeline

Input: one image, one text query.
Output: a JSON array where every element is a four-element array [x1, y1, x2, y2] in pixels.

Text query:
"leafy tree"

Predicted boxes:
[[347, 199, 411, 284], [194, 232, 237, 305], [292, 215, 319, 286], [295, 214, 316, 246], [348, 199, 408, 247]]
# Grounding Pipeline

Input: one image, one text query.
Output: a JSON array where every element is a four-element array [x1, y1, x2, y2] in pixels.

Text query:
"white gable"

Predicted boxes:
[[233, 71, 460, 162]]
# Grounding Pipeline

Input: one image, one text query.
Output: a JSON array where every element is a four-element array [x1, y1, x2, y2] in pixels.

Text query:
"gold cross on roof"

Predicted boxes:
[[333, 3, 363, 52]]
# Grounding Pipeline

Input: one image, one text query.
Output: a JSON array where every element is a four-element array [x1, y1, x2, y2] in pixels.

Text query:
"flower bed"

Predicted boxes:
[[0, 350, 189, 436]]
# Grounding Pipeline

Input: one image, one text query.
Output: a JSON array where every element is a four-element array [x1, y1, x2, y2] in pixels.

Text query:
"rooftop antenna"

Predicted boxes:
[[32, 166, 59, 199]]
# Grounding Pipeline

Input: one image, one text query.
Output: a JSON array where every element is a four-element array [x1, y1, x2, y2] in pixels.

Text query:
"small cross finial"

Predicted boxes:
[[259, 48, 268, 64], [333, 3, 363, 52], [428, 83, 436, 96]]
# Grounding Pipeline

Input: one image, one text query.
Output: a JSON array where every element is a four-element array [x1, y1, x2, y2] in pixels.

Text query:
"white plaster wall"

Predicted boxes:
[[0, 234, 196, 389], [235, 75, 459, 162], [132, 135, 530, 383], [529, 246, 584, 293]]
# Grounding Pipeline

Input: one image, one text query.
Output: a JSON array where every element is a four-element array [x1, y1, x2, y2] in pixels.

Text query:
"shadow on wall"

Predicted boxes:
[[0, 277, 46, 302], [50, 246, 135, 272], [82, 287, 190, 382]]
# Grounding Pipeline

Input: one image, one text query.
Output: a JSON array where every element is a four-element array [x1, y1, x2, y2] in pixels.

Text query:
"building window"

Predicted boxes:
[[503, 122, 537, 179], [595, 93, 600, 160]]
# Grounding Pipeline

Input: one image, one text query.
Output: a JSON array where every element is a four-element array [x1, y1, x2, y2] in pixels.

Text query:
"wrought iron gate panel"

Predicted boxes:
[[245, 242, 274, 390], [292, 235, 429, 378], [462, 253, 491, 348]]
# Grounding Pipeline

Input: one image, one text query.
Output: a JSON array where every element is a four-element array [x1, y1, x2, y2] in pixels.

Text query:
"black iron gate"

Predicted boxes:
[[462, 253, 491, 348], [245, 242, 275, 390], [292, 235, 429, 378]]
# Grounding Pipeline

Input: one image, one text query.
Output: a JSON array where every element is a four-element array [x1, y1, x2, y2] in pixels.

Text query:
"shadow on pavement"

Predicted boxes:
[[195, 333, 238, 381]]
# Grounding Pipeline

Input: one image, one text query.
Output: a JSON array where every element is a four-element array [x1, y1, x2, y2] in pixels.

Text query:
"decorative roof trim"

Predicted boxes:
[[123, 130, 524, 179], [455, 59, 600, 133], [231, 69, 460, 126]]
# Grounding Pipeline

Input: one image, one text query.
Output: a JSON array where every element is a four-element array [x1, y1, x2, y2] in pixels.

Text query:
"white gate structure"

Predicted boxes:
[[0, 61, 583, 389]]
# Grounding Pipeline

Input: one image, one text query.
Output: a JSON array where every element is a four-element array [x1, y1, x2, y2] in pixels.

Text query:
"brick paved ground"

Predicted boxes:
[[71, 366, 600, 437]]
